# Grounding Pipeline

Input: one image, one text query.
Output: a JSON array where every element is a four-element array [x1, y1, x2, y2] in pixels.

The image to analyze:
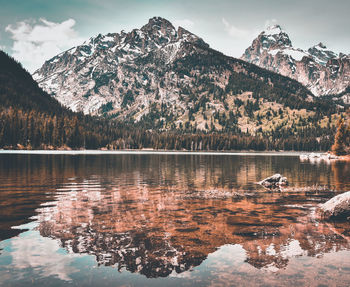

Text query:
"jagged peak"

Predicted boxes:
[[310, 42, 328, 50], [308, 42, 338, 64], [263, 24, 284, 36], [141, 16, 175, 33], [316, 42, 327, 49], [255, 24, 292, 49]]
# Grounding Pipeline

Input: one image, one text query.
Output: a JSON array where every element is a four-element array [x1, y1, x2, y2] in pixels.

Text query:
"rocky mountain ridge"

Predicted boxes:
[[241, 24, 350, 100]]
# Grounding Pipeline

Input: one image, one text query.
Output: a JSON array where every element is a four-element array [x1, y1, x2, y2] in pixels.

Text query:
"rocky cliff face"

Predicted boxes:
[[241, 25, 350, 98]]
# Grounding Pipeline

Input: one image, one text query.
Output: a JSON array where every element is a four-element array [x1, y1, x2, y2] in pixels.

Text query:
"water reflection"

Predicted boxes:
[[0, 153, 350, 284], [33, 168, 350, 277], [332, 160, 350, 191]]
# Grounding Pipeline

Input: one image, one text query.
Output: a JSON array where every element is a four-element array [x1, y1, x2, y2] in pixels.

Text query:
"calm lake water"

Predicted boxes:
[[0, 152, 350, 286]]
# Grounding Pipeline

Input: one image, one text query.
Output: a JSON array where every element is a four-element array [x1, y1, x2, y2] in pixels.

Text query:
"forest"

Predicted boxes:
[[0, 106, 337, 152]]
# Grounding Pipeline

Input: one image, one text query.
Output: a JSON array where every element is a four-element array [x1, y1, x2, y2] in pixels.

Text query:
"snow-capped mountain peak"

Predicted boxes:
[[263, 24, 283, 36], [259, 24, 292, 49]]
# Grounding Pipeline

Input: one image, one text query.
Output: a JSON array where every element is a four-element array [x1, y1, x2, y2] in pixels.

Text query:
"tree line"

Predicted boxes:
[[0, 106, 334, 151]]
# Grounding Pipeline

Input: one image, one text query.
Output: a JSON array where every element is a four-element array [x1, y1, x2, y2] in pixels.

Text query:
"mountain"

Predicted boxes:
[[33, 17, 340, 139], [241, 25, 350, 99], [33, 17, 209, 115]]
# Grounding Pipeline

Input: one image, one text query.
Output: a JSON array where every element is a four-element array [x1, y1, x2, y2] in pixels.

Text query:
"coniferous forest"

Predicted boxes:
[[0, 51, 345, 152]]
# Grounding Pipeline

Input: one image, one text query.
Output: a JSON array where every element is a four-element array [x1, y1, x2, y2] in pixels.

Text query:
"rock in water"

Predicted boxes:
[[258, 174, 288, 188], [319, 191, 350, 220]]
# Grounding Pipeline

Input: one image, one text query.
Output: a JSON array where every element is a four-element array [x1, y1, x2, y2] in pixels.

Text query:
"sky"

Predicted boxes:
[[0, 0, 349, 73]]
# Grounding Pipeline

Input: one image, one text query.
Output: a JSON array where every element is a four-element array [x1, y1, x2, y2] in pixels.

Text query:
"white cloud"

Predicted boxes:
[[222, 18, 249, 38], [5, 18, 84, 73], [10, 228, 80, 282], [173, 19, 195, 30]]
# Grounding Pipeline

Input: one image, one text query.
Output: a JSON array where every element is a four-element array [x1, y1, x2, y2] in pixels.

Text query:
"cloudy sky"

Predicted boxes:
[[1, 0, 349, 72]]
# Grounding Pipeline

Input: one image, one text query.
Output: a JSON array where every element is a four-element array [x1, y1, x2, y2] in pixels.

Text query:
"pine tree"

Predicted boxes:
[[332, 119, 347, 155]]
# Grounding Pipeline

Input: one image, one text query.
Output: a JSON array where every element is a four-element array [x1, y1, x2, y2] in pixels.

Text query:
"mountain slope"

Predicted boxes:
[[241, 25, 350, 98], [0, 51, 120, 149]]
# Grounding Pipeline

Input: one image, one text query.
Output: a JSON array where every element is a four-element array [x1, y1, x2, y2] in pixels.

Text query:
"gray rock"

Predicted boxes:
[[258, 174, 288, 188], [319, 191, 350, 221]]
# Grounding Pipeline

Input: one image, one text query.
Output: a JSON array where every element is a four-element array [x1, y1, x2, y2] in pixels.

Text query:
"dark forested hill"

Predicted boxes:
[[0, 51, 118, 149], [0, 51, 64, 114]]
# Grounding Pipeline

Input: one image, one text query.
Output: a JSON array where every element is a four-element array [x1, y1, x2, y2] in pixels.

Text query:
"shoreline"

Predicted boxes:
[[1, 149, 349, 160], [0, 149, 306, 156]]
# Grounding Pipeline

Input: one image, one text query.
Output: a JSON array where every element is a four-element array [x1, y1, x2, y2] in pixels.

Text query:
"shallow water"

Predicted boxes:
[[0, 152, 349, 286]]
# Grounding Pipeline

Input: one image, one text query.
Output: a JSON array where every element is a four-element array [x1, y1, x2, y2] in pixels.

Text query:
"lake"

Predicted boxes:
[[0, 151, 350, 286]]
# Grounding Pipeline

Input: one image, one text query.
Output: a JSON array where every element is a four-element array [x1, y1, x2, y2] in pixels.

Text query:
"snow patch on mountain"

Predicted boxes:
[[283, 49, 308, 61]]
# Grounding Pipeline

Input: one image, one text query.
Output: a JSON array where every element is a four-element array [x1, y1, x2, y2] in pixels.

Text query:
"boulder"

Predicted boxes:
[[299, 152, 339, 162], [258, 174, 288, 188], [319, 191, 350, 221]]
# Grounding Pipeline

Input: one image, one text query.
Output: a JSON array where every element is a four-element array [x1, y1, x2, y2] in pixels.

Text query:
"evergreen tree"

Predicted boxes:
[[332, 119, 347, 155]]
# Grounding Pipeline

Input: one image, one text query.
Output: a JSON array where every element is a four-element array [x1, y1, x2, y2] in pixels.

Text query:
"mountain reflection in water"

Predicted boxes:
[[0, 153, 350, 285], [36, 177, 350, 277]]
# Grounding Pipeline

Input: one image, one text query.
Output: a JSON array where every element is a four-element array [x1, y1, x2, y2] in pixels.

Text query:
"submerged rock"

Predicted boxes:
[[319, 191, 350, 221], [258, 174, 288, 188]]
